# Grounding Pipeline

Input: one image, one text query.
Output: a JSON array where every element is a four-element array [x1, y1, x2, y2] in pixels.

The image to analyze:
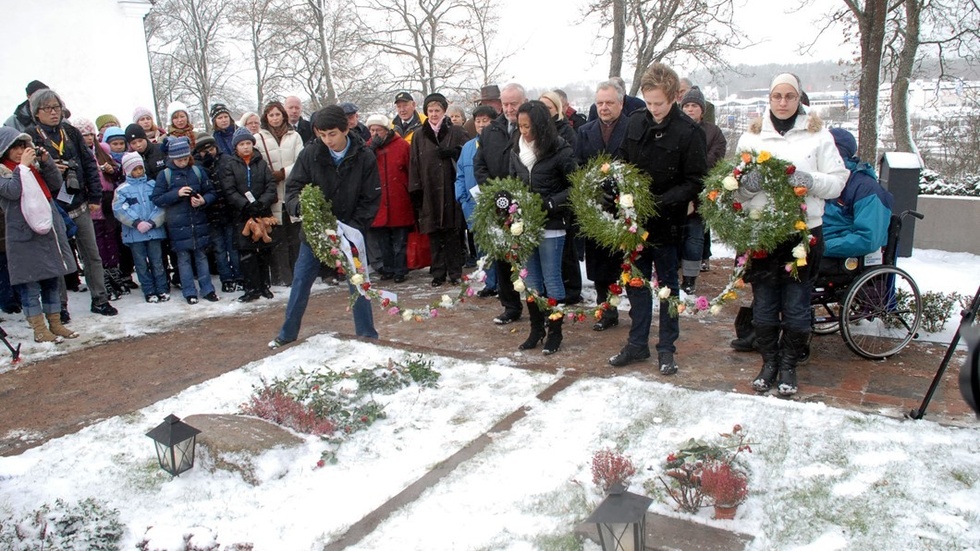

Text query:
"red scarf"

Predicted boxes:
[[2, 159, 52, 200]]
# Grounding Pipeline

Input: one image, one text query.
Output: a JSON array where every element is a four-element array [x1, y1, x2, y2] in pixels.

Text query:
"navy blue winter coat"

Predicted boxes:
[[151, 161, 215, 251]]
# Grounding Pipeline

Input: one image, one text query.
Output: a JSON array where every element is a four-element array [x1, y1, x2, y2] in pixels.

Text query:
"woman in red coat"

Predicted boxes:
[[366, 114, 414, 283]]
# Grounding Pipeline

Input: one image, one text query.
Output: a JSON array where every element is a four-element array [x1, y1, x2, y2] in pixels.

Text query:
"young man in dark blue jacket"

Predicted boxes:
[[270, 105, 382, 348]]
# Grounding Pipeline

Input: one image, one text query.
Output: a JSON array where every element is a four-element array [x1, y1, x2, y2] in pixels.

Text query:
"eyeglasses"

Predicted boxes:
[[38, 105, 63, 113], [769, 93, 799, 104]]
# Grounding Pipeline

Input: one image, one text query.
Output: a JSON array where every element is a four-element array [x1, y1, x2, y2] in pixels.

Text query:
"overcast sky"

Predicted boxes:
[[495, 0, 853, 87]]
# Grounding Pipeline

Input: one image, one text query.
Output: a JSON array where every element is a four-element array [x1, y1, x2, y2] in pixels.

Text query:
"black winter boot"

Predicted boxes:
[[519, 301, 546, 350], [730, 306, 756, 351], [107, 267, 131, 295], [777, 329, 810, 396], [543, 316, 563, 355], [751, 325, 781, 392]]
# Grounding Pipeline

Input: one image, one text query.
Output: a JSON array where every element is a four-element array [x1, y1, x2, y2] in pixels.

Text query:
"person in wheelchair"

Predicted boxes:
[[820, 128, 894, 274]]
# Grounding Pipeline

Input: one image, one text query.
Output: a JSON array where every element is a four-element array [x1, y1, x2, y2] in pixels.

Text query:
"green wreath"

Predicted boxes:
[[569, 154, 657, 253], [700, 150, 810, 257], [299, 184, 345, 272], [471, 177, 547, 265]]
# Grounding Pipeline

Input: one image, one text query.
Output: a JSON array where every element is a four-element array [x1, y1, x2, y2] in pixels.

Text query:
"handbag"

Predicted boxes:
[[406, 227, 431, 270], [19, 166, 53, 234]]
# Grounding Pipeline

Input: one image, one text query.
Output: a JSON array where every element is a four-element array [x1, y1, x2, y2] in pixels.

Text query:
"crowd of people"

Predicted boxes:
[[2, 64, 894, 395]]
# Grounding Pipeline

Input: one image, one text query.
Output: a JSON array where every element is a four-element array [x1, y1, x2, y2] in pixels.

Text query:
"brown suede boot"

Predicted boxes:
[[46, 312, 79, 339], [28, 314, 62, 343]]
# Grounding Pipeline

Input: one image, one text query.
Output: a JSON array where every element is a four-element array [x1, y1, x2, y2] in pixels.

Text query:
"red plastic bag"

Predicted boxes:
[[406, 229, 431, 270]]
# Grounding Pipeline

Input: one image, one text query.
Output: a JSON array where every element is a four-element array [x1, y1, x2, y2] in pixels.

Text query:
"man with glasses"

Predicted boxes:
[[26, 88, 118, 317]]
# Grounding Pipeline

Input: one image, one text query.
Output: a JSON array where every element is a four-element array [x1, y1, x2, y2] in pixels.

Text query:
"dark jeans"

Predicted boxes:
[[681, 214, 705, 277], [277, 242, 377, 341], [128, 239, 169, 297], [15, 277, 61, 317], [371, 226, 410, 277], [625, 244, 680, 353], [751, 226, 825, 333], [210, 222, 242, 284]]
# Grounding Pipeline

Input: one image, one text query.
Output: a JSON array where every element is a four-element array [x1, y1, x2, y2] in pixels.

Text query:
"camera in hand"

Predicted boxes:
[[33, 146, 45, 159], [61, 159, 82, 194]]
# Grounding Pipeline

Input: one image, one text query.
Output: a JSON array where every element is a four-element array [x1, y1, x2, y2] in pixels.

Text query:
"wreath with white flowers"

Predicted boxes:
[[301, 184, 483, 321], [700, 150, 812, 280], [471, 177, 548, 265]]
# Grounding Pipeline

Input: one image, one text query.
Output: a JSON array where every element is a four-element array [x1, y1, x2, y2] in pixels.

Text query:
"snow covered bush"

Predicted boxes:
[[919, 169, 980, 197], [0, 497, 123, 550]]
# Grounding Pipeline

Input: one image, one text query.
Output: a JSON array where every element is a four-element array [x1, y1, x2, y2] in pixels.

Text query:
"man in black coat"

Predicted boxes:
[[271, 105, 382, 348], [474, 82, 525, 325], [285, 96, 314, 144], [26, 88, 117, 316], [575, 79, 632, 332], [587, 77, 646, 122], [608, 64, 707, 373]]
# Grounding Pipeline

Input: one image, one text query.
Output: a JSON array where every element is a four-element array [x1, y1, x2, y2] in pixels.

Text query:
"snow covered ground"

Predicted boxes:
[[0, 248, 977, 550]]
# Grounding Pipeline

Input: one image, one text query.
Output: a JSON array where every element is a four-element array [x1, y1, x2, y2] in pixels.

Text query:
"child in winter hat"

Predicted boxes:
[[113, 152, 170, 303], [166, 101, 196, 148], [133, 106, 165, 143], [210, 103, 237, 156], [95, 114, 121, 134]]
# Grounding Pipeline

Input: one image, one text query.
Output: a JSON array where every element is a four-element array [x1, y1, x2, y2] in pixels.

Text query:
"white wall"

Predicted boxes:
[[1, 0, 155, 126]]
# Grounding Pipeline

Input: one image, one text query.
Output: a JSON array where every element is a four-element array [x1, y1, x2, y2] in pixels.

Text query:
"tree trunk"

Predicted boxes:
[[890, 0, 920, 155], [609, 0, 625, 78], [851, 0, 888, 162]]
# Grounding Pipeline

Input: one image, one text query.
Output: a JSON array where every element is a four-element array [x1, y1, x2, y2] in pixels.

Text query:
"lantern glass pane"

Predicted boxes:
[[153, 440, 175, 474], [598, 522, 638, 551], [174, 436, 196, 475]]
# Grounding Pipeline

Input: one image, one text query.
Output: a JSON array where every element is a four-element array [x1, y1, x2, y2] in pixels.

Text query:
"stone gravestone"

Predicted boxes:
[[183, 414, 305, 486]]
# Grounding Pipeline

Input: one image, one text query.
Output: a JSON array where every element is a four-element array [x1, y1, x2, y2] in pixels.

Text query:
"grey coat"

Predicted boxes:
[[0, 157, 76, 285]]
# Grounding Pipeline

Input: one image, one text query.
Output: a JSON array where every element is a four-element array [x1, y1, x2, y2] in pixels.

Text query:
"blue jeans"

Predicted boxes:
[[625, 244, 679, 353], [751, 277, 813, 333], [277, 242, 377, 342], [15, 277, 61, 317], [210, 223, 241, 283], [372, 226, 409, 277], [681, 214, 705, 277], [176, 247, 215, 298], [129, 239, 169, 297], [524, 235, 565, 300]]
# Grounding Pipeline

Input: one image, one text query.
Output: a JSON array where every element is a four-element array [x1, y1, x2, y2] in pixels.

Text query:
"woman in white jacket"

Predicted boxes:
[[735, 73, 848, 396], [254, 101, 304, 285]]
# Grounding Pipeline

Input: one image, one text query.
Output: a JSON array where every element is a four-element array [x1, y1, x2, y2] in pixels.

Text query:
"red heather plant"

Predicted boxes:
[[658, 424, 753, 513], [240, 387, 337, 436], [700, 462, 749, 507], [591, 448, 637, 493]]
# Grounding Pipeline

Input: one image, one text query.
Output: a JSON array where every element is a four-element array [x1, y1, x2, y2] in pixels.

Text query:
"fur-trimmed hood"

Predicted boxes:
[[748, 110, 823, 134]]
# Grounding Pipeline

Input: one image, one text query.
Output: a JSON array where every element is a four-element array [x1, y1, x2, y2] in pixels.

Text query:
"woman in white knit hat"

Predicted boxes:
[[735, 73, 848, 396]]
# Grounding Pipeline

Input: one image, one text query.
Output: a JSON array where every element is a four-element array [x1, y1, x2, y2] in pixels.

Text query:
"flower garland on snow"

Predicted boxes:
[[471, 177, 589, 322], [300, 184, 482, 321], [700, 150, 813, 284], [570, 156, 728, 317]]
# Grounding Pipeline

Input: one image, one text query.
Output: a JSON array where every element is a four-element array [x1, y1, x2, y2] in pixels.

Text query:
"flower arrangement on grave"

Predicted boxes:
[[656, 424, 753, 514]]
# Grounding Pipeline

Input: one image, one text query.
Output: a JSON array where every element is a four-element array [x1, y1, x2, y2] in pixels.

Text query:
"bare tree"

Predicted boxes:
[[148, 0, 237, 131], [584, 0, 747, 95], [227, 0, 291, 111], [610, 0, 625, 78], [354, 0, 472, 96], [458, 0, 512, 91]]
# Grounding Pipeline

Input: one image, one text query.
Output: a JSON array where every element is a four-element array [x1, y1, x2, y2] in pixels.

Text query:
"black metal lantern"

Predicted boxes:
[[146, 414, 201, 477], [585, 484, 653, 551]]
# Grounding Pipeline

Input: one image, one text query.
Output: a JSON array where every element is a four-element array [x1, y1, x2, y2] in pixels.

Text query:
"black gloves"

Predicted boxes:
[[437, 146, 460, 160], [245, 201, 265, 217], [600, 190, 617, 214]]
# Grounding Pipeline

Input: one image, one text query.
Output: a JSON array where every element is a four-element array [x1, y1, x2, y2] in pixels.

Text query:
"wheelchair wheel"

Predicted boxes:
[[812, 304, 840, 335], [840, 266, 922, 359]]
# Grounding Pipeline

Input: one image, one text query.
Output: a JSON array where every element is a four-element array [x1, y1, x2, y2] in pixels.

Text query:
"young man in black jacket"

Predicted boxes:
[[608, 63, 707, 373], [270, 105, 382, 348]]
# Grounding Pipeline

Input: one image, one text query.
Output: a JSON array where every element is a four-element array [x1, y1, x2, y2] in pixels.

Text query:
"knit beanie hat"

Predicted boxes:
[[770, 73, 801, 95], [72, 117, 97, 137], [167, 101, 189, 124], [422, 93, 448, 113], [194, 132, 217, 153], [365, 114, 389, 129], [680, 87, 706, 113], [96, 114, 120, 130], [168, 136, 191, 159], [132, 106, 155, 124], [102, 126, 126, 144], [210, 103, 231, 122], [121, 151, 144, 175], [25, 80, 49, 97], [125, 123, 148, 143], [232, 126, 256, 148]]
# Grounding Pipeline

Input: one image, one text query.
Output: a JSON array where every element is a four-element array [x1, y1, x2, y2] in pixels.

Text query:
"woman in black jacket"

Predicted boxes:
[[220, 128, 278, 302], [509, 101, 577, 355]]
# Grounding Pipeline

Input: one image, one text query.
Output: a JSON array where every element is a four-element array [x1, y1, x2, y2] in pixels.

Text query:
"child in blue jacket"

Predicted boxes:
[[151, 137, 219, 304], [114, 152, 169, 302]]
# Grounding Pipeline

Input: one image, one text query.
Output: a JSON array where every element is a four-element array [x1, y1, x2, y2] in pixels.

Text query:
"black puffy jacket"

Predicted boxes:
[[509, 139, 577, 231]]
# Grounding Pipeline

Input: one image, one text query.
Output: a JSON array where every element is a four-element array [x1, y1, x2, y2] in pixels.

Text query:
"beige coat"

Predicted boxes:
[[254, 129, 304, 222]]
